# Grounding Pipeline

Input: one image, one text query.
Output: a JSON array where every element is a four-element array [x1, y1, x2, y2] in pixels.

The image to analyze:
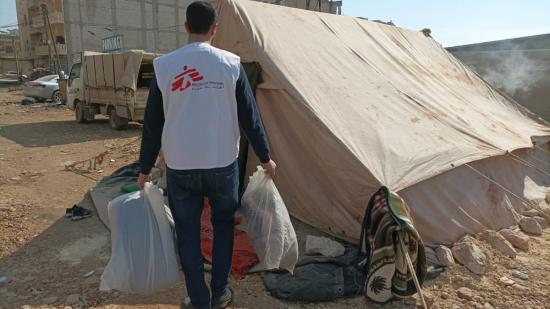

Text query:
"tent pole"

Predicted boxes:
[[398, 233, 428, 309]]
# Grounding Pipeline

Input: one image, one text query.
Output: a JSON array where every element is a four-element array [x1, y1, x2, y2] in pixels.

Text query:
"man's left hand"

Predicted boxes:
[[138, 173, 152, 190], [261, 159, 277, 178]]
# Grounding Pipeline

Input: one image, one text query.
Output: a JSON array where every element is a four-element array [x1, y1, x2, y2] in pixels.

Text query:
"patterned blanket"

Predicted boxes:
[[360, 187, 427, 304]]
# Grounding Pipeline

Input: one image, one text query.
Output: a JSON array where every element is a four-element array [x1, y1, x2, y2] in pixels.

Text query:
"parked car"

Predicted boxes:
[[4, 71, 18, 79], [22, 74, 61, 103]]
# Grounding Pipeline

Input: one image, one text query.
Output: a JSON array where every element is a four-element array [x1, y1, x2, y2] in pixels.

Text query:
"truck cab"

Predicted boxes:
[[67, 62, 82, 111]]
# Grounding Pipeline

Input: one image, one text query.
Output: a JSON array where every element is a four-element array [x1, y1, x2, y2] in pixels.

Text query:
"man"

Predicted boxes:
[[137, 2, 276, 308]]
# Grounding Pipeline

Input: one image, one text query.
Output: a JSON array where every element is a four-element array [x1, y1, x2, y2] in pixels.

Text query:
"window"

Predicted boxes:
[[137, 63, 154, 88], [69, 63, 81, 81]]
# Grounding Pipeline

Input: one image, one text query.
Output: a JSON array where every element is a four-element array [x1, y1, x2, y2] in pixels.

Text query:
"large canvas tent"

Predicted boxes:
[[212, 0, 550, 244]]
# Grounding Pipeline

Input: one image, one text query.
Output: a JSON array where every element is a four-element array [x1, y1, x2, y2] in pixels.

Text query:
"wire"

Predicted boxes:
[[0, 20, 19, 26], [86, 25, 115, 32], [0, 3, 181, 30], [55, 3, 182, 15], [78, 23, 184, 32], [0, 23, 21, 29], [155, 24, 186, 30]]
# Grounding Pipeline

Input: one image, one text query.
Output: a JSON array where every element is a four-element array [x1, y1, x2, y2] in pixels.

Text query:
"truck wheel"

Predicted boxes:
[[75, 101, 87, 123], [109, 108, 128, 130]]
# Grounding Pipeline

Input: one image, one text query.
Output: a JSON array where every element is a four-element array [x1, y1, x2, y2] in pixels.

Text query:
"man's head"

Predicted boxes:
[[185, 1, 217, 38]]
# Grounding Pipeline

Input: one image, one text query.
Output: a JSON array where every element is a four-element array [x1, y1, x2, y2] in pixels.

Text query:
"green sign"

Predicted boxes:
[[102, 35, 123, 52]]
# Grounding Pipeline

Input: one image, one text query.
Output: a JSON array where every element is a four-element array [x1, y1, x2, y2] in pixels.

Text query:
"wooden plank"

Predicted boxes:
[[113, 54, 125, 90], [94, 55, 105, 87], [85, 56, 96, 88], [103, 54, 115, 87]]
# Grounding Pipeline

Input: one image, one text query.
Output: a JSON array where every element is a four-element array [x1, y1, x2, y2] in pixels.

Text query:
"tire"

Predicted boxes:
[[75, 101, 86, 123], [108, 108, 129, 130], [51, 90, 62, 103]]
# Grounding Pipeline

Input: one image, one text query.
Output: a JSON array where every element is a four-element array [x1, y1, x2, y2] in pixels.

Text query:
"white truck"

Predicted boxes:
[[66, 50, 159, 130]]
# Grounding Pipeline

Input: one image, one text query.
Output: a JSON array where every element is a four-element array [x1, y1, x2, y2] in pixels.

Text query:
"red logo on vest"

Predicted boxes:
[[171, 65, 204, 92]]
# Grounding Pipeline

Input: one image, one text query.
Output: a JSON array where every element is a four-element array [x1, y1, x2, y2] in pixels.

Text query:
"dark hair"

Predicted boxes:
[[186, 1, 217, 34]]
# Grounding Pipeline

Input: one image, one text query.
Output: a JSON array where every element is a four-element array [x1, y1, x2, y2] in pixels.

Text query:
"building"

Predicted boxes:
[[16, 0, 343, 72], [0, 29, 34, 74], [0, 29, 19, 73], [16, 0, 67, 71], [0, 30, 18, 58], [448, 33, 550, 122], [0, 30, 19, 62]]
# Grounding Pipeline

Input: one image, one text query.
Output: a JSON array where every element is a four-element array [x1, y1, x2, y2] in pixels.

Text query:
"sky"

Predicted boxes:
[[342, 0, 550, 47], [1, 0, 550, 47], [0, 0, 17, 31]]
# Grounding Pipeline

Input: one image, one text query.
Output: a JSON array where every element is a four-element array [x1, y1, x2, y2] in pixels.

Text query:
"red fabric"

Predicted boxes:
[[200, 198, 258, 279]]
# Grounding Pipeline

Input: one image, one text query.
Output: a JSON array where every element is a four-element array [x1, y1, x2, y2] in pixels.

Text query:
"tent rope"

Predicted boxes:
[[464, 163, 537, 209], [506, 153, 550, 177], [534, 145, 550, 155], [517, 151, 550, 168]]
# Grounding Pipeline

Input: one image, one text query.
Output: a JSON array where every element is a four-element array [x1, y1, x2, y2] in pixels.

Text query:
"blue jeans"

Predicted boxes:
[[167, 160, 239, 309]]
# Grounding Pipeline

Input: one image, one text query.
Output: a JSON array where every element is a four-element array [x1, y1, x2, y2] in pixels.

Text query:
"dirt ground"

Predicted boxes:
[[0, 88, 549, 309]]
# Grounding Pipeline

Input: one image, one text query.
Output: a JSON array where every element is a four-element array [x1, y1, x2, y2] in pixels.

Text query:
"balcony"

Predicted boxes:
[[30, 12, 64, 28], [34, 43, 67, 56], [0, 51, 15, 59]]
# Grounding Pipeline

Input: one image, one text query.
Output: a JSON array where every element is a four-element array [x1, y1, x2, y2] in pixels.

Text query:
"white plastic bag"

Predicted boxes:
[[240, 167, 299, 272], [100, 183, 179, 293]]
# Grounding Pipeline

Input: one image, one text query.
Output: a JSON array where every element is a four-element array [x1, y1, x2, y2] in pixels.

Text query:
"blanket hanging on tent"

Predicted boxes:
[[361, 187, 427, 304]]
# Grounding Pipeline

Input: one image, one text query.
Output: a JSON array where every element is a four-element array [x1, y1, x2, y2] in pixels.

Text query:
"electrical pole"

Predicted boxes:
[[41, 7, 52, 70], [41, 4, 61, 75], [11, 36, 21, 77]]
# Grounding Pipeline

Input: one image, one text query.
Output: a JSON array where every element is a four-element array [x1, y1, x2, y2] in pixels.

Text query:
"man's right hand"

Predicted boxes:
[[262, 159, 277, 178], [138, 173, 152, 190]]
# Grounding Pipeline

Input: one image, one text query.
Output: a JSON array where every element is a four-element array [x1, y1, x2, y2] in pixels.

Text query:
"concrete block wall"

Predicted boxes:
[[63, 0, 192, 66], [62, 0, 343, 67], [0, 58, 34, 74]]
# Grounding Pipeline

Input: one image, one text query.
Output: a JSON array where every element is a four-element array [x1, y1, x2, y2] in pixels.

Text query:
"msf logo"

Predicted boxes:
[[171, 65, 204, 92]]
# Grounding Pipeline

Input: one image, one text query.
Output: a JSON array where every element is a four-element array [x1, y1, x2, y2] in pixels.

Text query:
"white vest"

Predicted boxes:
[[153, 42, 241, 170]]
